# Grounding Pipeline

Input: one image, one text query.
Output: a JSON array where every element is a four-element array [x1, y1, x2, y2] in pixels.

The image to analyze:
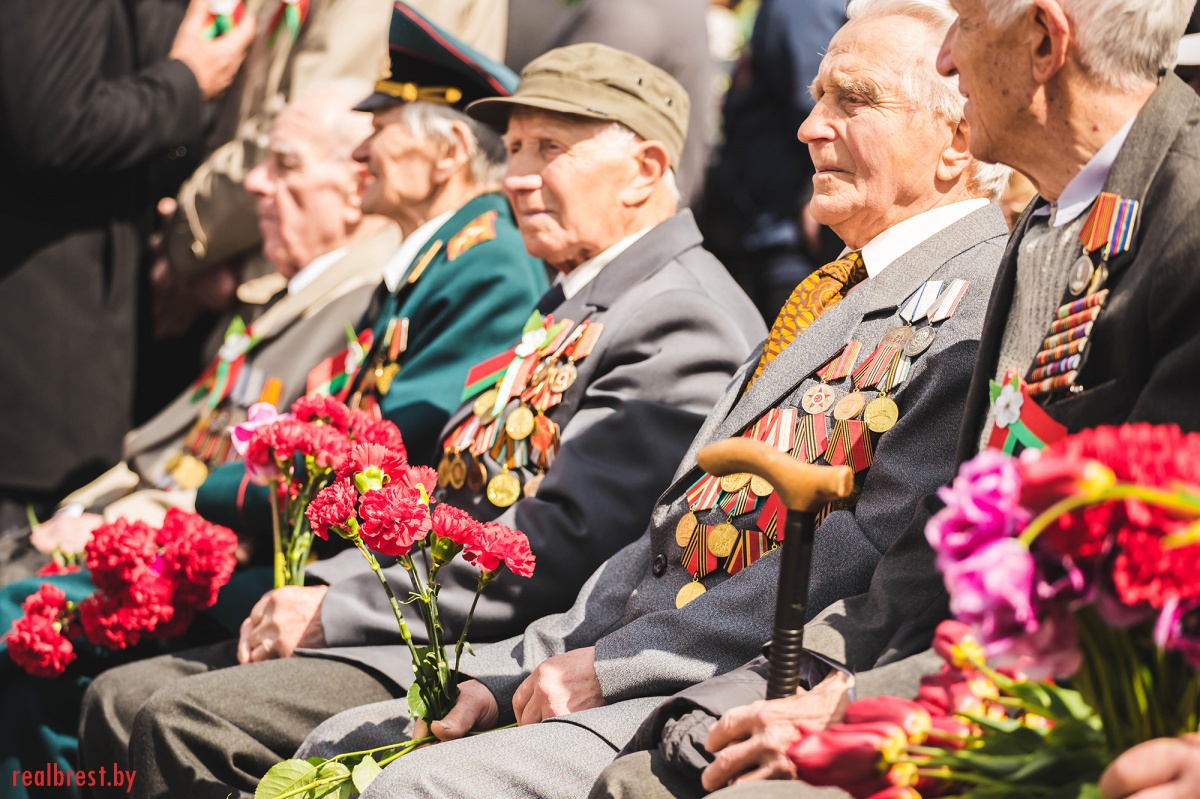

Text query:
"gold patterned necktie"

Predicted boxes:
[[747, 251, 868, 387]]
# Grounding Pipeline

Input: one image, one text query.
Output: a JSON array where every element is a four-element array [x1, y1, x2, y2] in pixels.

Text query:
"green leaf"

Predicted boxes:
[[312, 762, 352, 799], [407, 681, 429, 719], [351, 756, 383, 794], [255, 759, 319, 799]]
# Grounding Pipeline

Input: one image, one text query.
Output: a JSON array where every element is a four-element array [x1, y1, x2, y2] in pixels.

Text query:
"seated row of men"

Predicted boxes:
[[29, 0, 1200, 796]]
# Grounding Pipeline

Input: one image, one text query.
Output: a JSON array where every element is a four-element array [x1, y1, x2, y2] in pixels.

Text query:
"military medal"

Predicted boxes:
[[801, 384, 837, 414], [675, 581, 706, 608], [676, 511, 699, 547], [549, 361, 578, 394], [880, 326, 913, 348], [449, 453, 467, 489], [437, 452, 454, 488], [718, 472, 752, 493], [1068, 255, 1095, 296], [864, 395, 900, 433], [486, 470, 521, 508], [466, 460, 487, 492], [708, 522, 739, 558], [833, 392, 865, 421], [523, 472, 545, 498], [505, 405, 536, 440], [172, 455, 210, 489], [473, 389, 500, 419], [903, 326, 938, 358]]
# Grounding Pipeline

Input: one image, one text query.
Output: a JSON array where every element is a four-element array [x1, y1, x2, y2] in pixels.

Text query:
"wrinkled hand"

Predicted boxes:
[[510, 646, 605, 726], [416, 680, 500, 743], [1100, 733, 1200, 799], [30, 512, 104, 556], [169, 0, 255, 100], [701, 669, 853, 790], [237, 585, 328, 663]]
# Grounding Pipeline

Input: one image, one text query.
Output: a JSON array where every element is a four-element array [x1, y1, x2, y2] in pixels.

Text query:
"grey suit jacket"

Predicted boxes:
[[457, 204, 1007, 749], [302, 211, 766, 686]]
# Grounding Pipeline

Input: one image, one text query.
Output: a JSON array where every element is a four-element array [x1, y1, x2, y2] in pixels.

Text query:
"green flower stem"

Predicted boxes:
[[271, 480, 286, 589], [352, 535, 423, 671], [453, 583, 486, 681], [269, 775, 346, 799], [1020, 484, 1200, 548]]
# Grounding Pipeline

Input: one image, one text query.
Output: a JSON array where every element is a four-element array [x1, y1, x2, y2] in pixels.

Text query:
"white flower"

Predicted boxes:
[[219, 333, 252, 362], [994, 383, 1024, 428]]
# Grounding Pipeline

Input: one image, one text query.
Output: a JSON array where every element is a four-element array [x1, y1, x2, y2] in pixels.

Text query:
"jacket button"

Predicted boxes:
[[652, 553, 667, 576]]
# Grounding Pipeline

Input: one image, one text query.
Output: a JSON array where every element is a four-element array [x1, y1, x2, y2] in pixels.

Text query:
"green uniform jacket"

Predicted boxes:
[[196, 193, 548, 534]]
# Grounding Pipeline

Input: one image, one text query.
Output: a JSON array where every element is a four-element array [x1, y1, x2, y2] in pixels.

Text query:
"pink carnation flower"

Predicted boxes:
[[358, 484, 431, 556]]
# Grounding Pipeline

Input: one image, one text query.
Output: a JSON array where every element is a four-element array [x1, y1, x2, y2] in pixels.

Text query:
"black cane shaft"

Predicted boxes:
[[766, 510, 816, 700]]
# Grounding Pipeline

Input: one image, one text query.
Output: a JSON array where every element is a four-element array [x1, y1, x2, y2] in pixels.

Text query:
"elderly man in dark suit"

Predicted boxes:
[[0, 0, 254, 532], [592, 0, 1200, 796], [78, 42, 765, 799], [291, 1, 1013, 794]]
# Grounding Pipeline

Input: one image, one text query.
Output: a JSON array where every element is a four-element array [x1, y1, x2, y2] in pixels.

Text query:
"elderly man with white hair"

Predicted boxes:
[[286, 0, 1011, 795]]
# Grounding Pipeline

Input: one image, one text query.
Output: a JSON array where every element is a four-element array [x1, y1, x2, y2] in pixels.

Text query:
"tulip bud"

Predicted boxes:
[[917, 671, 992, 716], [932, 620, 986, 670], [926, 713, 977, 749], [788, 722, 908, 788], [1020, 712, 1054, 731], [1018, 454, 1114, 512], [843, 697, 933, 744], [865, 789, 921, 799]]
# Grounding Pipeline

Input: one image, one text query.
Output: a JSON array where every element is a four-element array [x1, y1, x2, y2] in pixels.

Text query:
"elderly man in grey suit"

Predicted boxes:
[[294, 1, 1011, 795], [597, 0, 1200, 795], [78, 44, 766, 799]]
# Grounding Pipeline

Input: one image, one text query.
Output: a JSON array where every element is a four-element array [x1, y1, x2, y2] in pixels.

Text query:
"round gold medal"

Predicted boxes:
[[436, 453, 454, 488], [750, 475, 774, 497], [708, 522, 739, 558], [523, 472, 545, 498], [800, 384, 837, 415], [676, 511, 699, 547], [549, 361, 578, 394], [530, 359, 555, 387], [172, 455, 209, 489], [676, 581, 707, 608], [473, 389, 500, 419], [719, 472, 752, 493], [449, 454, 467, 489], [833, 391, 865, 421], [505, 405, 536, 440], [486, 471, 521, 508], [864, 395, 900, 433], [881, 326, 914, 348], [467, 460, 487, 492]]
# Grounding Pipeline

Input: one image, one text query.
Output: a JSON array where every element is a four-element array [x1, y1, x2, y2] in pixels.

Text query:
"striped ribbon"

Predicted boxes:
[[816, 341, 862, 383], [928, 279, 970, 324], [899, 281, 944, 324], [1079, 192, 1140, 258]]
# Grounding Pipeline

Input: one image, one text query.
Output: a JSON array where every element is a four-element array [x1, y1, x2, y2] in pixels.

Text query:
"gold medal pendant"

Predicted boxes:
[[549, 361, 578, 394], [437, 452, 454, 488], [676, 511, 699, 547], [864, 395, 900, 433], [466, 460, 488, 492], [676, 580, 707, 608], [473, 388, 500, 419], [505, 405, 536, 440], [376, 362, 401, 395], [749, 475, 774, 497], [449, 453, 468, 489], [523, 472, 545, 498], [172, 454, 209, 489], [708, 522, 739, 558], [486, 469, 521, 508], [880, 326, 914, 348], [832, 391, 865, 421], [530, 358, 555, 387], [718, 472, 752, 493]]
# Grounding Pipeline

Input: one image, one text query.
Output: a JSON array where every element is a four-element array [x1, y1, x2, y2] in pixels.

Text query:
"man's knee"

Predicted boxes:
[[590, 751, 705, 799]]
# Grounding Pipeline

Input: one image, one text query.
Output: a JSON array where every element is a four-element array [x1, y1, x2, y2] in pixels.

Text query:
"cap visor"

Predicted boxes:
[[466, 95, 617, 132], [353, 92, 404, 113]]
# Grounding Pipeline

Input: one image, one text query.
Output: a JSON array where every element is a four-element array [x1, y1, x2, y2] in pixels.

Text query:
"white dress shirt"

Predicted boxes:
[[843, 198, 991, 277], [555, 227, 653, 299]]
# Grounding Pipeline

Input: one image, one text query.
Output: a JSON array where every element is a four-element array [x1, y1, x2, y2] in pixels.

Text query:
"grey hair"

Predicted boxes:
[[591, 121, 681, 208], [280, 79, 375, 172], [399, 101, 507, 185], [845, 0, 1012, 200], [980, 0, 1193, 91]]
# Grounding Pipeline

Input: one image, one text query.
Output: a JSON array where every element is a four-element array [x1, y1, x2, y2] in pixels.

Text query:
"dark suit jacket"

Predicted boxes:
[[0, 0, 208, 495]]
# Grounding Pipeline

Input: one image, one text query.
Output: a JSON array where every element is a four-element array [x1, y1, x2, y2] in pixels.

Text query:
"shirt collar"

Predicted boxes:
[[555, 227, 652, 299], [843, 198, 991, 277], [382, 210, 456, 292], [1034, 114, 1137, 228], [288, 246, 348, 295]]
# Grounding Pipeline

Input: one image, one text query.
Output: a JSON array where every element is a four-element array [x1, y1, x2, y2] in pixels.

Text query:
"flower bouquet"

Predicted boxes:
[[255, 440, 534, 799], [3, 509, 238, 678], [233, 394, 406, 588], [782, 424, 1200, 798]]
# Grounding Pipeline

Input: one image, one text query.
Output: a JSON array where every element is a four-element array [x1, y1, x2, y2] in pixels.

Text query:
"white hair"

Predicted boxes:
[[399, 101, 507, 185], [845, 0, 1012, 200], [591, 121, 681, 207], [281, 80, 375, 173], [980, 0, 1193, 91]]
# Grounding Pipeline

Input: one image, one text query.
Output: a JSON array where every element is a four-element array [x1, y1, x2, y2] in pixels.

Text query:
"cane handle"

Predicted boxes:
[[697, 438, 853, 513]]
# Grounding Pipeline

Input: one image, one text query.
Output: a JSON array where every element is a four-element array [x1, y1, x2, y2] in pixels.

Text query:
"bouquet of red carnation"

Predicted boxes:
[[255, 441, 535, 799], [787, 424, 1200, 798], [232, 394, 406, 587], [3, 509, 238, 679]]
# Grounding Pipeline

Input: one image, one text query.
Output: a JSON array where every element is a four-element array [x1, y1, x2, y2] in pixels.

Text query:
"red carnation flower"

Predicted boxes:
[[402, 465, 438, 495], [21, 584, 69, 622], [306, 423, 353, 470], [432, 504, 482, 547], [156, 507, 213, 548], [291, 394, 351, 433], [306, 478, 360, 540], [85, 518, 157, 595], [35, 561, 81, 577], [1112, 528, 1200, 609], [350, 412, 407, 455], [463, 522, 536, 577], [160, 517, 238, 609], [337, 442, 408, 485], [357, 484, 431, 556], [79, 578, 176, 650], [6, 614, 75, 678]]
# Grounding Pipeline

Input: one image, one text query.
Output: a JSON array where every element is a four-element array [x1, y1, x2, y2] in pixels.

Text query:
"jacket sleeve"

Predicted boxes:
[[0, 0, 204, 178], [590, 330, 982, 705]]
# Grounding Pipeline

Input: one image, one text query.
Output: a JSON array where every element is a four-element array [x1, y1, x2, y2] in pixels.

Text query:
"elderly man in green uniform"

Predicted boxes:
[[193, 2, 548, 537]]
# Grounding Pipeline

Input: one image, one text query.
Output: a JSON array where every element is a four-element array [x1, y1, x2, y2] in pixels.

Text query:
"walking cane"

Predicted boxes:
[[697, 438, 853, 700]]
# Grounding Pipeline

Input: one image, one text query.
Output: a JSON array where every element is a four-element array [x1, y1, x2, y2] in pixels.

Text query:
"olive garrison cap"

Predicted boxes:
[[354, 2, 518, 114], [466, 43, 690, 167]]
